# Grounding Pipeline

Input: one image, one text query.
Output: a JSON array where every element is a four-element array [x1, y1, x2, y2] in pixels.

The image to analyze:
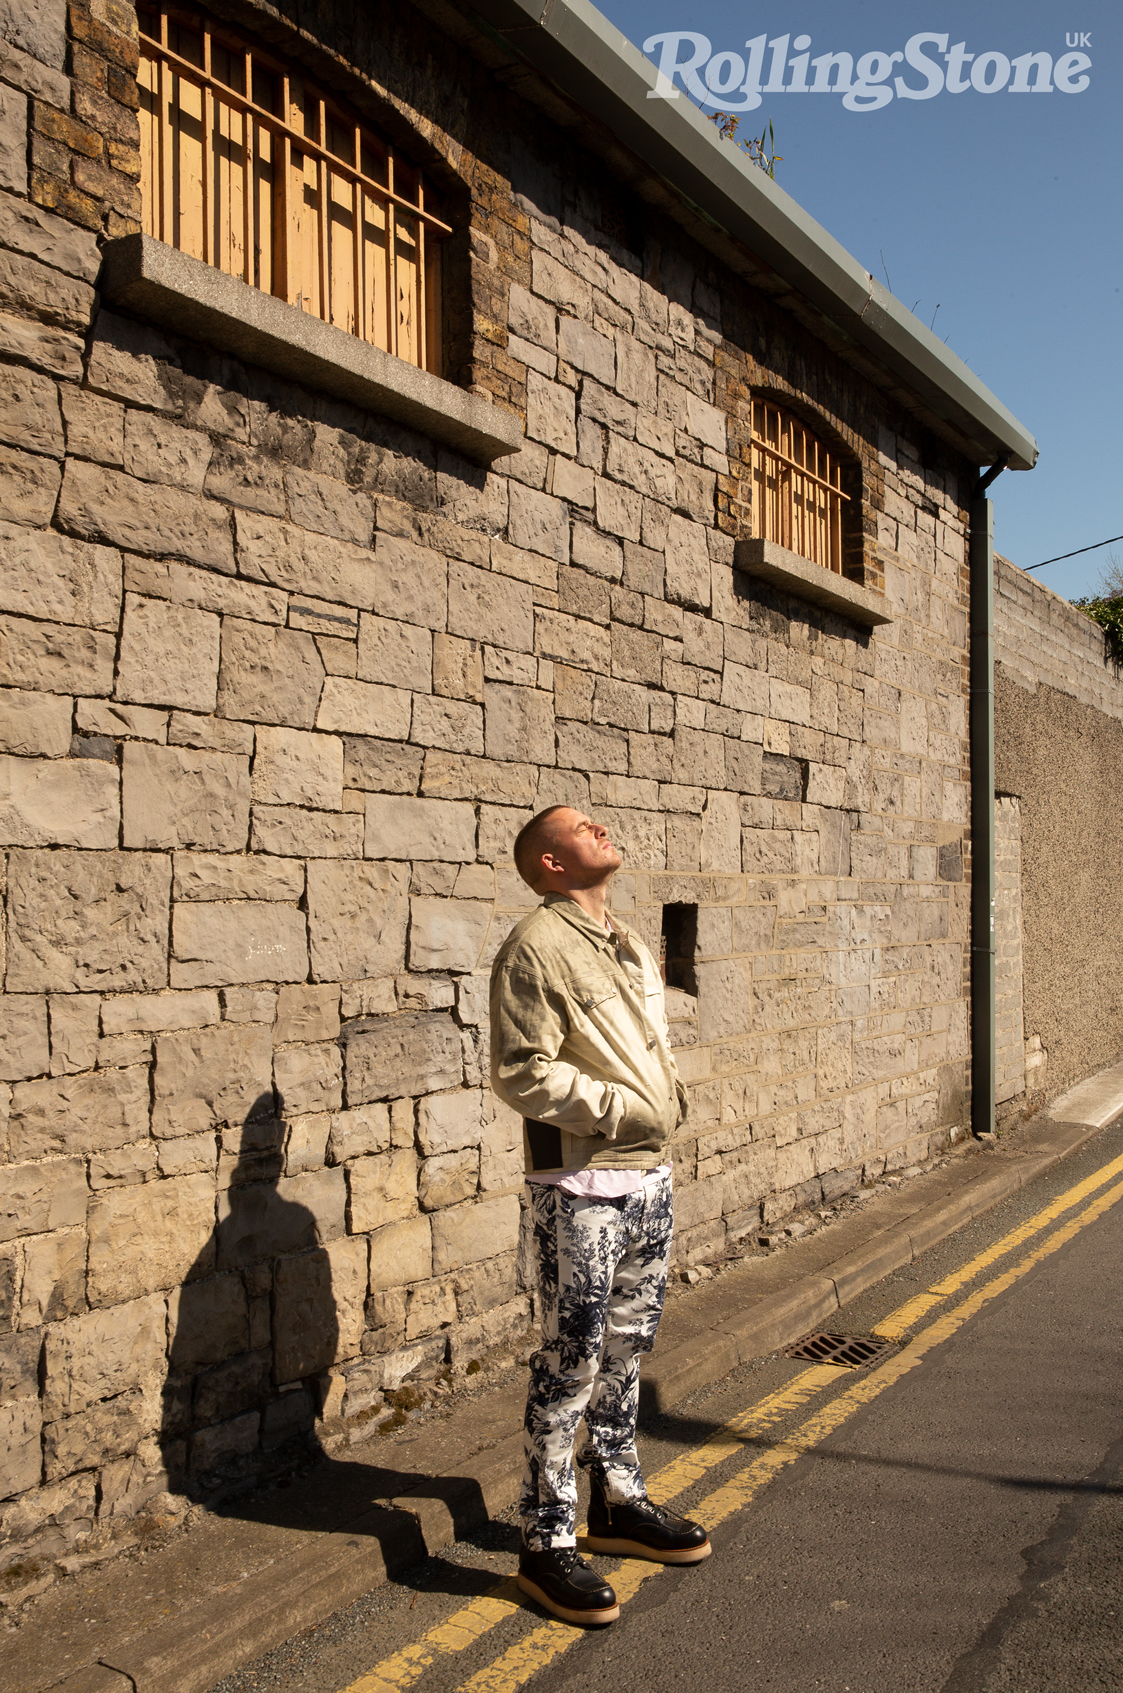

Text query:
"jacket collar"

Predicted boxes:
[[542, 892, 624, 955]]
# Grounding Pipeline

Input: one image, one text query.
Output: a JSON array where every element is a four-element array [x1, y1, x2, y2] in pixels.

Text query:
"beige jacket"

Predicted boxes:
[[489, 893, 685, 1175]]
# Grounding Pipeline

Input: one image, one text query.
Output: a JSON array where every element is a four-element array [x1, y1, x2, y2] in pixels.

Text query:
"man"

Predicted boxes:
[[490, 805, 710, 1628]]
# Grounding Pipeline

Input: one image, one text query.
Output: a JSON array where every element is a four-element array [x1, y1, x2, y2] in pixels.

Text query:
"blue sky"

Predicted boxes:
[[600, 0, 1120, 600]]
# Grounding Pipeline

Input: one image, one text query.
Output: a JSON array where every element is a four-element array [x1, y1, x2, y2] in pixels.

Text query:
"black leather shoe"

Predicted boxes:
[[517, 1543, 620, 1625], [585, 1485, 711, 1565]]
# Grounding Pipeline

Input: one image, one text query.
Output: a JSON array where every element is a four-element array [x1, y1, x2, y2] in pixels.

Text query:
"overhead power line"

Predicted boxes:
[[1024, 532, 1123, 572]]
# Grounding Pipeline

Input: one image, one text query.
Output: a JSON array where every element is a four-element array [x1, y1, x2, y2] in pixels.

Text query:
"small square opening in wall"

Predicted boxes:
[[660, 904, 698, 994]]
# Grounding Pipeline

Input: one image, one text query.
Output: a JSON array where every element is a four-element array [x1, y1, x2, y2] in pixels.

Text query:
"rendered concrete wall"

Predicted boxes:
[[0, 0, 977, 1581]]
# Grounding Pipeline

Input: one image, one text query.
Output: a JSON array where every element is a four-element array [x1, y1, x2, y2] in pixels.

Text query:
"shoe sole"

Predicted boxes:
[[582, 1534, 712, 1565], [516, 1571, 621, 1626]]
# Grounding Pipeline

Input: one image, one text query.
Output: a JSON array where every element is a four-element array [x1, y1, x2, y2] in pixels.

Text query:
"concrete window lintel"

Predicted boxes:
[[732, 537, 894, 628], [99, 234, 524, 467]]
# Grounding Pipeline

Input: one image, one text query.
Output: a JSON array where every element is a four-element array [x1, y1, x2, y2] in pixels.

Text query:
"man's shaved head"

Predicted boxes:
[[513, 806, 569, 892]]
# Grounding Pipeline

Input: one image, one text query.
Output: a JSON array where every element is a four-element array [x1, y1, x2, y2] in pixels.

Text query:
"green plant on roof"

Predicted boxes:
[[709, 114, 782, 179]]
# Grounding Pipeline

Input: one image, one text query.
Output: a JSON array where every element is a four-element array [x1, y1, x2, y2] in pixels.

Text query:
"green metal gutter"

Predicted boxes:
[[463, 0, 1038, 472]]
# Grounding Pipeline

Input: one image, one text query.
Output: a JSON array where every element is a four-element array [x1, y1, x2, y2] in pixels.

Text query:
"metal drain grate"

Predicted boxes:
[[784, 1332, 897, 1369]]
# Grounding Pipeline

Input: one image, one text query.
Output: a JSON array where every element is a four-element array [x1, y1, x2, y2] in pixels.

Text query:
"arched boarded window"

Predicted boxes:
[[137, 5, 449, 375], [751, 400, 849, 574]]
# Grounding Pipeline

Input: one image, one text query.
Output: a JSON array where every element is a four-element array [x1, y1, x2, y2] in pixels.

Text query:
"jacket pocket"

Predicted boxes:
[[570, 974, 617, 1015]]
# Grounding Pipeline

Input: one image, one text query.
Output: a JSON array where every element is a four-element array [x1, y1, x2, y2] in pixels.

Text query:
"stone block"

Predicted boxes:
[[342, 737, 423, 795], [9, 1065, 149, 1159], [169, 713, 255, 755], [0, 1155, 85, 1241], [449, 560, 534, 652], [0, 521, 120, 630], [271, 1251, 331, 1382], [286, 466, 373, 545], [61, 386, 124, 461], [700, 792, 741, 873], [557, 720, 628, 774], [189, 1410, 259, 1471], [0, 994, 48, 1081], [369, 534, 448, 631], [274, 1042, 342, 1118], [235, 511, 370, 607], [571, 525, 624, 583], [484, 683, 555, 765], [251, 805, 364, 858], [410, 694, 483, 754], [153, 1023, 274, 1137], [0, 365, 61, 457], [368, 1214, 432, 1291], [46, 992, 99, 1076], [76, 699, 167, 742], [0, 1397, 42, 1496], [0, 754, 118, 849], [283, 1111, 331, 1175], [327, 1102, 390, 1164], [173, 854, 304, 903], [0, 614, 114, 697], [171, 901, 308, 989], [432, 632, 484, 703], [42, 1294, 165, 1419], [121, 742, 249, 852], [357, 614, 431, 691], [123, 411, 212, 492], [214, 1167, 344, 1268], [408, 898, 492, 973], [0, 441, 60, 525], [345, 1012, 463, 1104], [221, 987, 279, 1026], [193, 1347, 271, 1425], [0, 1328, 41, 1404], [0, 184, 97, 278], [0, 688, 71, 757], [204, 441, 285, 514], [535, 610, 612, 674], [275, 985, 340, 1045], [364, 794, 476, 864], [58, 461, 234, 572], [306, 860, 409, 982], [420, 750, 538, 806], [419, 1149, 478, 1211], [261, 1386, 315, 1448], [19, 1227, 86, 1325], [430, 1193, 520, 1275], [252, 725, 342, 811], [526, 370, 576, 456], [663, 514, 711, 611], [348, 1147, 418, 1232], [317, 675, 412, 740], [217, 618, 325, 729], [167, 1273, 249, 1372], [115, 593, 221, 714], [87, 1171, 216, 1307]]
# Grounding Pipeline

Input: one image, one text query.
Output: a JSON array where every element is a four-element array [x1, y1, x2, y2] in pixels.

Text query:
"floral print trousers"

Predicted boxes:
[[520, 1172, 674, 1550]]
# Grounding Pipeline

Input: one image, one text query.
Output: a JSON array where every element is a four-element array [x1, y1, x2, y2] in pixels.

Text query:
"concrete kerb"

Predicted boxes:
[[36, 1084, 1123, 1693]]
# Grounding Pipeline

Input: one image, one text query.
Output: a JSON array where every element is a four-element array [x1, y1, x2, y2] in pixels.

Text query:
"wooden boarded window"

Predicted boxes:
[[751, 400, 848, 574], [137, 5, 449, 375]]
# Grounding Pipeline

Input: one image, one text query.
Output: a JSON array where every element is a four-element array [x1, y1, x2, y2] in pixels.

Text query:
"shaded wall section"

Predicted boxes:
[[994, 555, 1123, 1103]]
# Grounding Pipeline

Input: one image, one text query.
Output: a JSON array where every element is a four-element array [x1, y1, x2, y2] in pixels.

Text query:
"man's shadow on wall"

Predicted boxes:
[[158, 1093, 501, 1580]]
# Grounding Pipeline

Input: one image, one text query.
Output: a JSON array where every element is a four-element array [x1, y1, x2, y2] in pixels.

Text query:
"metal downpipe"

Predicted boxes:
[[969, 461, 1007, 1139]]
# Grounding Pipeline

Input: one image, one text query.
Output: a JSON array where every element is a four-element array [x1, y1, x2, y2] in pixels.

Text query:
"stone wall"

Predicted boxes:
[[994, 554, 1123, 1115], [0, 0, 977, 1573]]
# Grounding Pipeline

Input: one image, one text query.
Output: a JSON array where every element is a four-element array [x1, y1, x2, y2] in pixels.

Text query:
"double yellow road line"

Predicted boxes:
[[344, 1147, 1123, 1693]]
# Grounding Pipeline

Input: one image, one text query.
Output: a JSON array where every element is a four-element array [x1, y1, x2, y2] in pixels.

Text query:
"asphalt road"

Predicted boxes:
[[212, 1115, 1123, 1693]]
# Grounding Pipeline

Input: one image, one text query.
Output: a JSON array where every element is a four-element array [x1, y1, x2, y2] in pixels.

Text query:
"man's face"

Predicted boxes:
[[541, 809, 622, 887]]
